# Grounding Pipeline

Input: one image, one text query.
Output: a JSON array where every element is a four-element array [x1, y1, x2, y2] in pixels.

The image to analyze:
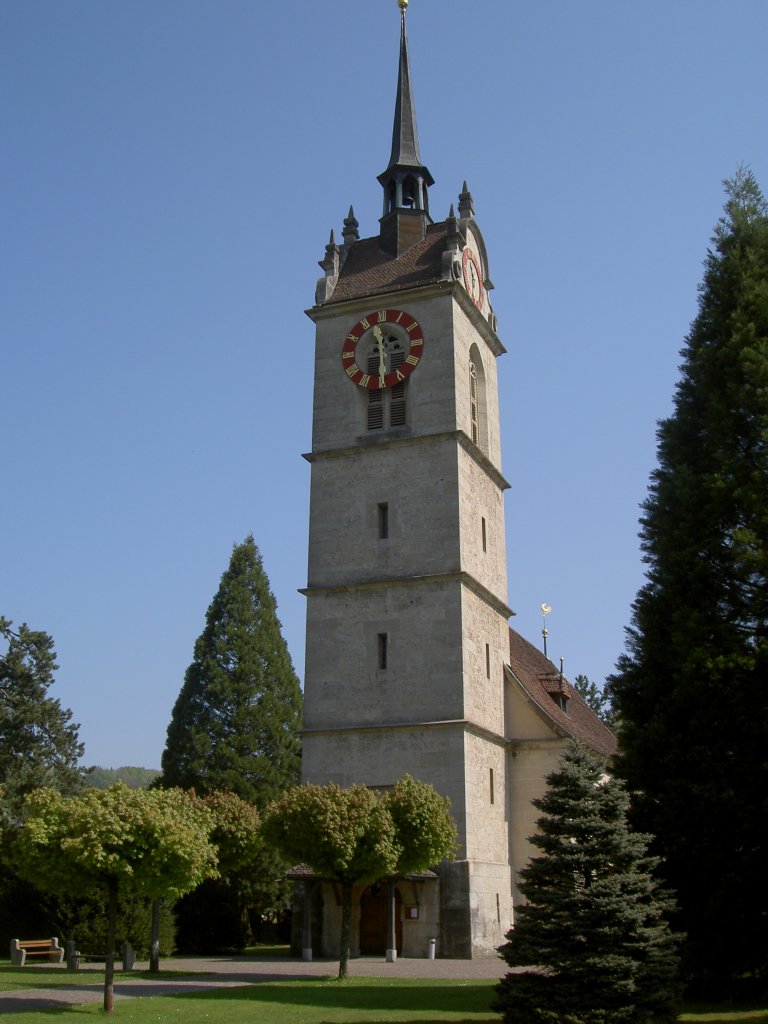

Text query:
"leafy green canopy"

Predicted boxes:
[[264, 782, 399, 887], [384, 774, 457, 874], [170, 790, 265, 955], [160, 536, 302, 808], [263, 776, 456, 978], [15, 783, 218, 902], [495, 743, 680, 1024], [608, 170, 768, 995], [14, 783, 219, 1012], [0, 617, 84, 811]]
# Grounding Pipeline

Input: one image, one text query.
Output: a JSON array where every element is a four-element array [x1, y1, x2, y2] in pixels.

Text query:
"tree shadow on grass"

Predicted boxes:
[[171, 978, 499, 1020]]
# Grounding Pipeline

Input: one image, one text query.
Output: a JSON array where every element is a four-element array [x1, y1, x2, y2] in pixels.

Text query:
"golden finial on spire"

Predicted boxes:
[[398, 0, 408, 11]]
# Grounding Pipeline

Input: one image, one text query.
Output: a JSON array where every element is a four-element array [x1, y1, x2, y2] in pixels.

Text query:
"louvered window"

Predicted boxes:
[[389, 350, 406, 426], [470, 360, 479, 445], [365, 343, 407, 431]]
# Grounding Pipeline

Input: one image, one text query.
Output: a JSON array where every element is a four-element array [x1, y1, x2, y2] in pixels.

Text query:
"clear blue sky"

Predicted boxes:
[[2, 1, 766, 769]]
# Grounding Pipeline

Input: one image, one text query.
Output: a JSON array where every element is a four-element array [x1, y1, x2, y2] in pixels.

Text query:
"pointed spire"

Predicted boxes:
[[377, 2, 434, 257], [387, 2, 422, 171]]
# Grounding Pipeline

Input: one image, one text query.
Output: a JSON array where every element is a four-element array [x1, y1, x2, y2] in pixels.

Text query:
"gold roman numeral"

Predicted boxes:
[[346, 364, 360, 378]]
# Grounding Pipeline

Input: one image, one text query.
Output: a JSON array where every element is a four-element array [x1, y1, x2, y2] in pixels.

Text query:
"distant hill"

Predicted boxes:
[[85, 766, 161, 789]]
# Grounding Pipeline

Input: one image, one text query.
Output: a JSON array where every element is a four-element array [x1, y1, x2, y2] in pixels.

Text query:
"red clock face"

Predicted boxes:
[[462, 248, 484, 308], [341, 309, 424, 389]]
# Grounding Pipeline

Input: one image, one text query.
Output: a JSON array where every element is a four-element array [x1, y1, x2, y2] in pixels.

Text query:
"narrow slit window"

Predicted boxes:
[[481, 516, 487, 552], [469, 360, 479, 445], [485, 643, 491, 679], [378, 633, 388, 671], [489, 768, 495, 805], [378, 502, 389, 539]]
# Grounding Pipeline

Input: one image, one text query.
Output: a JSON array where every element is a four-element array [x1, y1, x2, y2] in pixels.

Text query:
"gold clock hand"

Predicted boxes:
[[373, 325, 387, 383]]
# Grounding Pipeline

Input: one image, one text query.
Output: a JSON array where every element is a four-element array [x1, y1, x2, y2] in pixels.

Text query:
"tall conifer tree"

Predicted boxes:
[[608, 169, 768, 995], [494, 743, 680, 1024], [0, 617, 84, 810], [160, 537, 302, 951], [160, 536, 302, 806]]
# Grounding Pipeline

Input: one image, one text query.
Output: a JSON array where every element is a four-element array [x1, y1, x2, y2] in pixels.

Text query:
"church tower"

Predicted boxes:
[[301, 1, 513, 958]]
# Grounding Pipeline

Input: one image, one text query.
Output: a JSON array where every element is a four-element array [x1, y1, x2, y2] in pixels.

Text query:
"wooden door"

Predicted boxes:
[[359, 884, 402, 955]]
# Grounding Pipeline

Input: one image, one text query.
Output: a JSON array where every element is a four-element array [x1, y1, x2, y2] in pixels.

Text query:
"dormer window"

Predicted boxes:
[[542, 674, 572, 715]]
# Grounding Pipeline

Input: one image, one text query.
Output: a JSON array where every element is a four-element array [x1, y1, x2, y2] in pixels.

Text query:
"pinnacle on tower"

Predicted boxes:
[[458, 181, 475, 219], [342, 205, 360, 249]]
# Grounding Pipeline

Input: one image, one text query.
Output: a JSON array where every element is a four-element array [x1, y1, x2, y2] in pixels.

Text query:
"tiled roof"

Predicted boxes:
[[507, 628, 618, 759], [328, 222, 450, 305], [286, 864, 437, 882]]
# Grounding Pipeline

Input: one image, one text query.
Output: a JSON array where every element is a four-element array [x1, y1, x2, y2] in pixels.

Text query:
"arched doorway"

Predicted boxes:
[[359, 883, 402, 955]]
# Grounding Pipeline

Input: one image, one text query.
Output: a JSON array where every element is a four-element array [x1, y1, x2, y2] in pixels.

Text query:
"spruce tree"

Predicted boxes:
[[608, 169, 768, 996], [160, 535, 302, 806], [494, 743, 680, 1024]]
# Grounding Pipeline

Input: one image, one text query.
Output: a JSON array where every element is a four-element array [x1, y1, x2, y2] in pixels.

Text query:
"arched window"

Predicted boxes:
[[402, 175, 417, 208], [468, 345, 488, 453], [469, 360, 479, 445]]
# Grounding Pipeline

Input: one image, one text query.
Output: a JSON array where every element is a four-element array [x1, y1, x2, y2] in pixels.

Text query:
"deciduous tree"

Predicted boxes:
[[263, 776, 456, 978], [607, 169, 768, 996], [14, 783, 217, 1013], [494, 743, 680, 1024], [171, 790, 264, 958], [383, 774, 457, 874]]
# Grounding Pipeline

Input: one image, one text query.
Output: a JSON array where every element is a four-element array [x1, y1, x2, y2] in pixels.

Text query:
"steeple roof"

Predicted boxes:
[[386, 5, 424, 172], [377, 3, 433, 256]]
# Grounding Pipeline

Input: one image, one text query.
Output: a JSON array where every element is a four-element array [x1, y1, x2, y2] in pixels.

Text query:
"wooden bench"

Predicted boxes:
[[10, 937, 65, 966], [64, 940, 135, 971]]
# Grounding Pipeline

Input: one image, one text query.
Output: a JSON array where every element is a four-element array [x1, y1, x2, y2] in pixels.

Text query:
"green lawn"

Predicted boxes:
[[0, 964, 765, 1024], [0, 971, 501, 1022]]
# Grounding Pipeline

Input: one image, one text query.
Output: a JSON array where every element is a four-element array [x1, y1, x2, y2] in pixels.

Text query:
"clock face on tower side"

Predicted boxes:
[[341, 309, 424, 389], [462, 247, 484, 308]]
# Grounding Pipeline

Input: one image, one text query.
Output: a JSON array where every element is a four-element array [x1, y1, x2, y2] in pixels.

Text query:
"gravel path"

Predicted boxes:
[[1, 953, 506, 1013]]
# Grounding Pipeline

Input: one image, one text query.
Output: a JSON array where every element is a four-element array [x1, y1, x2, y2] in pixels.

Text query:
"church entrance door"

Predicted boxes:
[[359, 884, 402, 955]]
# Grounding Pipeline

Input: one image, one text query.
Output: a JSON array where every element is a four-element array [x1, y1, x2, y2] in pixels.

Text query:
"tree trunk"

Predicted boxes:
[[338, 880, 352, 980], [103, 879, 118, 1013], [149, 897, 161, 973]]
